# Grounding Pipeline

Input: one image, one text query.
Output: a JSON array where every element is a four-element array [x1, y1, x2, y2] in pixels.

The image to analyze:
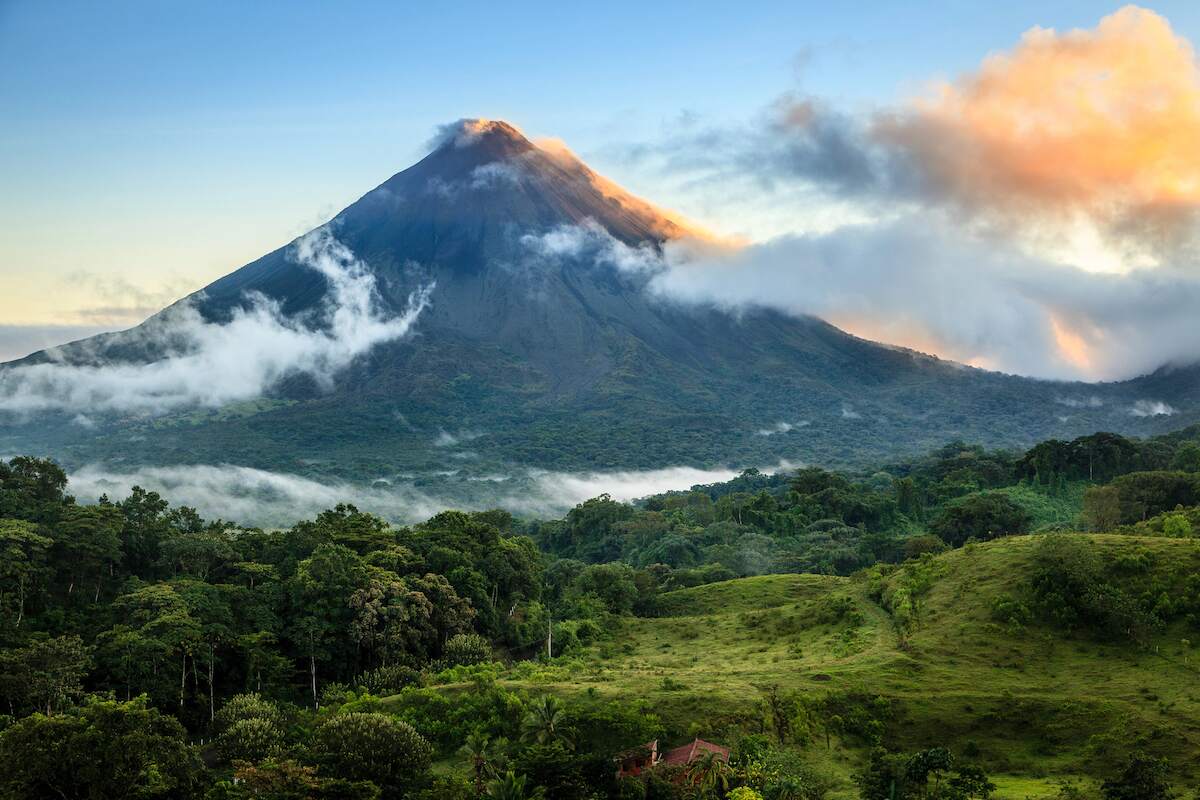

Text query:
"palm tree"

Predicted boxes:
[[460, 732, 507, 797], [486, 771, 545, 800], [686, 751, 734, 796], [520, 695, 570, 747]]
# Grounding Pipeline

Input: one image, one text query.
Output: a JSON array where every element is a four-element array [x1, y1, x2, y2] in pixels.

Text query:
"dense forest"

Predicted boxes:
[[3, 425, 1200, 799]]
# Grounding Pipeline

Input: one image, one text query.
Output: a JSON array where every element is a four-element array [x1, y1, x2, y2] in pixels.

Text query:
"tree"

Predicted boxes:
[[1161, 513, 1193, 538], [685, 750, 734, 795], [51, 504, 123, 602], [930, 493, 1031, 547], [0, 518, 52, 627], [0, 634, 91, 715], [0, 696, 207, 799], [1082, 486, 1122, 532], [211, 759, 380, 800], [521, 695, 570, 746], [289, 543, 368, 708], [311, 712, 433, 794], [213, 693, 287, 735], [1101, 753, 1174, 800], [905, 747, 954, 799], [460, 732, 506, 797], [0, 456, 70, 524], [571, 563, 638, 615], [444, 633, 492, 667], [111, 582, 202, 709], [1170, 442, 1200, 473], [216, 717, 285, 765], [117, 486, 173, 577], [486, 772, 544, 800]]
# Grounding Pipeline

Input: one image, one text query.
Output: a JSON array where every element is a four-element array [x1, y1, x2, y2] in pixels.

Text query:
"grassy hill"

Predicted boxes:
[[482, 534, 1200, 798]]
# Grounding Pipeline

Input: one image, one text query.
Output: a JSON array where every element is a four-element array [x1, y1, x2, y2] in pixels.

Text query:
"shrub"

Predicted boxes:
[[212, 693, 286, 736], [357, 665, 421, 695], [443, 633, 492, 667], [729, 789, 765, 800], [216, 717, 285, 764], [990, 595, 1032, 630], [311, 713, 432, 791]]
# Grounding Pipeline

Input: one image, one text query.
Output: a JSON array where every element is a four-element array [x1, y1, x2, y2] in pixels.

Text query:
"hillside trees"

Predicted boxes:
[[930, 493, 1031, 547], [0, 697, 207, 800]]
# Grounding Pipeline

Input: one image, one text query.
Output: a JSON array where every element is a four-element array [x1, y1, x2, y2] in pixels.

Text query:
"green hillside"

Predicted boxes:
[[489, 535, 1200, 798]]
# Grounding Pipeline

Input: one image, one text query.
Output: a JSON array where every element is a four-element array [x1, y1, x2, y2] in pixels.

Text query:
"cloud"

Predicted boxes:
[[1055, 396, 1104, 409], [425, 118, 526, 150], [643, 214, 1200, 380], [64, 461, 795, 527], [1130, 399, 1177, 417], [520, 219, 664, 273], [755, 420, 808, 436], [470, 161, 525, 189], [433, 429, 484, 448], [68, 463, 450, 528], [877, 6, 1200, 256], [737, 6, 1200, 260], [0, 229, 433, 415]]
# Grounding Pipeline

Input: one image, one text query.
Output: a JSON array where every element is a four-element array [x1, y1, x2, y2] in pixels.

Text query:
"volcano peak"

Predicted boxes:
[[431, 118, 535, 159]]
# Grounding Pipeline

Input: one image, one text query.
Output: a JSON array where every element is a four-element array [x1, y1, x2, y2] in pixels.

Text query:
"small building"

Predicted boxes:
[[661, 738, 731, 769], [614, 740, 659, 778], [615, 737, 729, 779]]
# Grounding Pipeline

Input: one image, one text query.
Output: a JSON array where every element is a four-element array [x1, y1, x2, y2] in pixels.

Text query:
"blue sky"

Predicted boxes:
[[2, 1, 1200, 368]]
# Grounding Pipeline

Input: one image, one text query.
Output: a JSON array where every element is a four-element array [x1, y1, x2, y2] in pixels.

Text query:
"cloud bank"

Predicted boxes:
[[611, 6, 1200, 380], [65, 462, 773, 527], [0, 229, 433, 415], [651, 217, 1200, 380], [747, 6, 1200, 260]]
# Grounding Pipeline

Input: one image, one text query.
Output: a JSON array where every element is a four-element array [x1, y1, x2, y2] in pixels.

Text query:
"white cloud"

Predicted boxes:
[[0, 229, 433, 415], [755, 420, 808, 436], [1129, 400, 1177, 418], [433, 429, 484, 448], [1055, 396, 1104, 409], [646, 214, 1200, 381], [470, 161, 524, 189], [65, 461, 798, 527], [521, 219, 663, 274]]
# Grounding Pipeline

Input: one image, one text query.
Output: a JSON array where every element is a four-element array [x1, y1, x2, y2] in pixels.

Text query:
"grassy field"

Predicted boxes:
[[490, 534, 1200, 798]]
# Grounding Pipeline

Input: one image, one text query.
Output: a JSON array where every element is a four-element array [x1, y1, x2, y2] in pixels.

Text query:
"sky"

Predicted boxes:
[[4, 1, 1200, 378]]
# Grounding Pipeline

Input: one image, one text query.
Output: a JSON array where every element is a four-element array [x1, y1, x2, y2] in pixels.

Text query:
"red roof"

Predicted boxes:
[[660, 738, 730, 767]]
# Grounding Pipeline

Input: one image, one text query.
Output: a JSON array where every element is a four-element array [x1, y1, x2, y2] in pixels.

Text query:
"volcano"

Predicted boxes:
[[3, 119, 1199, 479]]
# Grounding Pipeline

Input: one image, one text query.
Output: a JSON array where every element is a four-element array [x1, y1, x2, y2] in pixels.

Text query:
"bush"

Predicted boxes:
[[990, 595, 1032, 630], [311, 712, 433, 792], [213, 693, 286, 736], [357, 665, 421, 695], [216, 717, 285, 764], [443, 633, 492, 667], [1101, 752, 1174, 800], [729, 789, 765, 800]]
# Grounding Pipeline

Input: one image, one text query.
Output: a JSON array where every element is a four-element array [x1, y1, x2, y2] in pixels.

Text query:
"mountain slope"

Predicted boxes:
[[492, 535, 1200, 796], [2, 119, 1199, 482]]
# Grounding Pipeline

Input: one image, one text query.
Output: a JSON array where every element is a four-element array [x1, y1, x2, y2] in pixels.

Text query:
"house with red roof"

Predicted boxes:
[[614, 738, 730, 779]]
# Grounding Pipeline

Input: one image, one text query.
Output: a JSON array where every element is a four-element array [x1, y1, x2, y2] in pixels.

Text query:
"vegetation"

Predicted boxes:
[[2, 424, 1200, 797]]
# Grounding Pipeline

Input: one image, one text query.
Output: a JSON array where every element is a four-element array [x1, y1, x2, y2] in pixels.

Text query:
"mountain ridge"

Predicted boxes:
[[2, 119, 1199, 480]]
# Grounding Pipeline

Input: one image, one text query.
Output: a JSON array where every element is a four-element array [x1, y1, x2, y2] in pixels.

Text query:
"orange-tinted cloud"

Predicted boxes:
[[877, 5, 1200, 254]]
